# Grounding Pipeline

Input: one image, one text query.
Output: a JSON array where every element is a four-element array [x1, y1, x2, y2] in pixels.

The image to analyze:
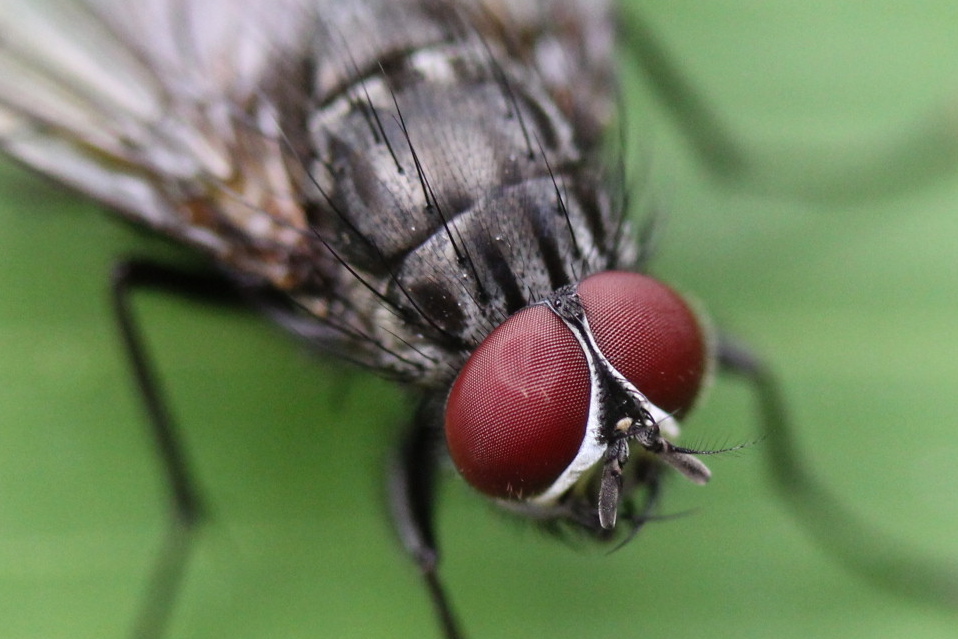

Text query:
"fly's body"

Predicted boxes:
[[2, 1, 714, 632], [1, 0, 628, 388], [3, 0, 714, 534], [2, 1, 957, 638]]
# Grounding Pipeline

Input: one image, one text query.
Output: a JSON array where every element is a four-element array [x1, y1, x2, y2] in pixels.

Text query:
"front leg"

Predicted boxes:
[[387, 396, 466, 639], [111, 258, 244, 638], [717, 335, 958, 609]]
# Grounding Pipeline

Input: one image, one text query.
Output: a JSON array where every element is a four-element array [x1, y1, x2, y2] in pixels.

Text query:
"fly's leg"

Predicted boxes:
[[717, 335, 958, 609], [111, 258, 243, 639], [619, 9, 958, 202], [387, 397, 465, 639]]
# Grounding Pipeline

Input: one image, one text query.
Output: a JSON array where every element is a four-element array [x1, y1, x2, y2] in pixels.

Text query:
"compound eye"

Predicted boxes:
[[578, 271, 708, 417], [445, 305, 590, 500]]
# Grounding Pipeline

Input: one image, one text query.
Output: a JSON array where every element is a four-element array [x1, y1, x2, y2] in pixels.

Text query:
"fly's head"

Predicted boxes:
[[444, 271, 714, 538]]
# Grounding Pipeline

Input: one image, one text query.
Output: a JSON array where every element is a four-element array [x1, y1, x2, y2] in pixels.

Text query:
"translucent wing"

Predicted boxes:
[[0, 0, 320, 285]]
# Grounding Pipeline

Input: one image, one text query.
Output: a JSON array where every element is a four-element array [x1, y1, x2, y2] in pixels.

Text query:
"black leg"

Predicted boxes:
[[608, 463, 665, 552], [110, 258, 243, 639], [387, 397, 466, 639], [717, 335, 958, 609]]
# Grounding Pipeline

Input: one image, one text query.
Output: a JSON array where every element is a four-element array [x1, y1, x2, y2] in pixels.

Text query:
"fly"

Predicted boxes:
[[0, 1, 956, 638]]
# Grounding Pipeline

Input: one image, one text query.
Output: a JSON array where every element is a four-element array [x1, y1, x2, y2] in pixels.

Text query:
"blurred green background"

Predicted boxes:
[[1, 1, 958, 638]]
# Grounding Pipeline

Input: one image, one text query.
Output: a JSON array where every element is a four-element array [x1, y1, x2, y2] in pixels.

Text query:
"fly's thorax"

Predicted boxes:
[[306, 42, 583, 266], [294, 29, 631, 387], [320, 175, 623, 388]]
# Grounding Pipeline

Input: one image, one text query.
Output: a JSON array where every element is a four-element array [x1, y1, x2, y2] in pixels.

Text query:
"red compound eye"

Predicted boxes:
[[578, 271, 708, 417], [445, 271, 708, 500], [445, 305, 590, 499]]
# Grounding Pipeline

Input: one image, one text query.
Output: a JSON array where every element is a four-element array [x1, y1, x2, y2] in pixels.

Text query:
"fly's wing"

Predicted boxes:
[[0, 0, 320, 288]]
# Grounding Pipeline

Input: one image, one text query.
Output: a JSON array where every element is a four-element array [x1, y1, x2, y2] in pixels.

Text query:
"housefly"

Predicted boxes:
[[0, 1, 956, 638]]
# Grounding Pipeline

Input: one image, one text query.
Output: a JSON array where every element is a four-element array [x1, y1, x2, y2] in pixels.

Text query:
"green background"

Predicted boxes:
[[2, 1, 958, 637]]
